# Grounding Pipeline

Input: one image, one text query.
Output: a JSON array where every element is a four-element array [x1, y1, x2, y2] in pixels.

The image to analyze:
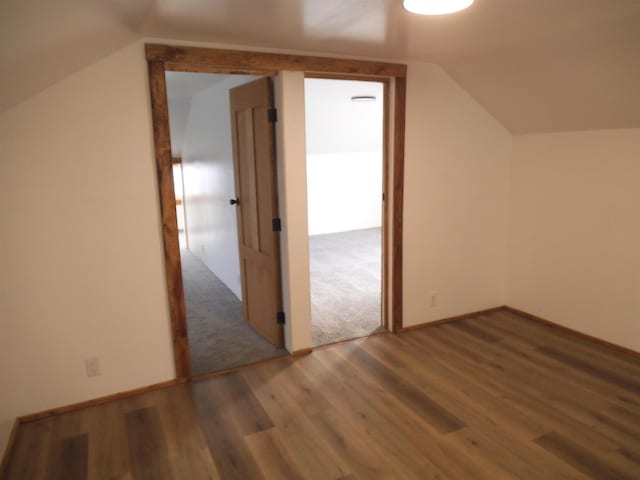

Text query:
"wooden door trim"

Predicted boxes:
[[147, 60, 191, 378], [392, 77, 406, 334], [146, 44, 407, 379], [146, 44, 407, 77]]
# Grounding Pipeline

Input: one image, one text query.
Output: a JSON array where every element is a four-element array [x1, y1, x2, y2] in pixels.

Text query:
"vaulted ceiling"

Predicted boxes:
[[2, 0, 639, 133]]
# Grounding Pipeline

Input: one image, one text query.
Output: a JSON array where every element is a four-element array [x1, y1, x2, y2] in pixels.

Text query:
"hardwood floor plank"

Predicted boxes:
[[535, 431, 638, 480], [242, 363, 354, 479], [85, 402, 131, 479], [306, 407, 414, 479], [369, 333, 550, 439], [608, 404, 640, 426], [537, 345, 640, 394], [448, 321, 501, 342], [618, 446, 640, 466], [190, 379, 266, 480], [46, 433, 88, 480], [308, 347, 506, 479], [108, 473, 133, 480], [244, 428, 306, 480], [605, 450, 640, 479], [335, 341, 466, 434], [470, 318, 640, 428], [427, 323, 640, 445], [360, 335, 590, 480], [168, 447, 221, 480], [211, 372, 274, 435], [403, 326, 626, 453], [450, 427, 552, 480], [3, 420, 52, 480], [249, 356, 333, 417], [489, 311, 640, 376], [124, 407, 171, 480], [299, 351, 451, 479], [156, 385, 212, 459]]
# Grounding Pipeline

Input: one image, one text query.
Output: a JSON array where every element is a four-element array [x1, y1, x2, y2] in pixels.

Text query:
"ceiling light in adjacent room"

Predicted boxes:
[[351, 95, 376, 102], [403, 0, 474, 15]]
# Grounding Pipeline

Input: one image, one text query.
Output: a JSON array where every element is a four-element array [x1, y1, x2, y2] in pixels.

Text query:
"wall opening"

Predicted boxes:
[[146, 44, 407, 378], [165, 71, 286, 376], [304, 77, 387, 346]]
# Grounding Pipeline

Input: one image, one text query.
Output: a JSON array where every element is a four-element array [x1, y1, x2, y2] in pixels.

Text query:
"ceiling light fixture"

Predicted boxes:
[[403, 0, 474, 15], [351, 95, 376, 102]]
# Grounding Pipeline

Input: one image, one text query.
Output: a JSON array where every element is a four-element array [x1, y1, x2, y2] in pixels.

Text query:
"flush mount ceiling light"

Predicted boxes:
[[351, 95, 376, 102], [403, 0, 474, 15]]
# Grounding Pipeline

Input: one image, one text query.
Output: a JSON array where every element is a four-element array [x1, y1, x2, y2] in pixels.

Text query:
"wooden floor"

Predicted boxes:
[[4, 310, 640, 479]]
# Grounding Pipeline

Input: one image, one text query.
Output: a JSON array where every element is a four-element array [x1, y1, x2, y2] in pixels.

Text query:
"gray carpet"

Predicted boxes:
[[181, 250, 286, 376], [309, 227, 385, 347]]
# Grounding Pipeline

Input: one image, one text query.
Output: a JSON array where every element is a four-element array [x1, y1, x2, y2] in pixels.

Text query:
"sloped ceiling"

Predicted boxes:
[[2, 0, 639, 133], [165, 72, 231, 156]]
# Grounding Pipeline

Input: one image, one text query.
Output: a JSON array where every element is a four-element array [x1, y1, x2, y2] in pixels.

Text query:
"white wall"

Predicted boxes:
[[274, 71, 314, 352], [304, 78, 384, 235], [306, 152, 382, 235], [166, 96, 192, 157], [0, 41, 175, 453], [402, 62, 512, 327], [177, 74, 259, 299], [508, 129, 640, 352]]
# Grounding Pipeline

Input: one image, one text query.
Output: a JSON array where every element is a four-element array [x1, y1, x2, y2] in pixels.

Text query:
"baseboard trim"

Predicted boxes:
[[19, 379, 179, 424], [0, 418, 20, 478], [292, 348, 313, 357], [398, 306, 505, 333], [13, 348, 314, 433], [503, 306, 640, 361]]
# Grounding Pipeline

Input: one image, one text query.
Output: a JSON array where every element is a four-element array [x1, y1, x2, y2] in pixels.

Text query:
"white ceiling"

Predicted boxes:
[[165, 72, 231, 156], [2, 0, 640, 133]]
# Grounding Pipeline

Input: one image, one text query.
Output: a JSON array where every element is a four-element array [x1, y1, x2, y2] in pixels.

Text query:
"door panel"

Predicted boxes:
[[230, 77, 283, 347], [236, 108, 260, 250]]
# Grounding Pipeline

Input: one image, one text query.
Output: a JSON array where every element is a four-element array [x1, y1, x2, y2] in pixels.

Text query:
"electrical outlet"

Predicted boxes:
[[430, 291, 437, 308], [85, 357, 101, 377]]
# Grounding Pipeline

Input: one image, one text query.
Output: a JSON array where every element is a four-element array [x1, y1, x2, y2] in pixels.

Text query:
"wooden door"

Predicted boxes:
[[229, 77, 284, 347]]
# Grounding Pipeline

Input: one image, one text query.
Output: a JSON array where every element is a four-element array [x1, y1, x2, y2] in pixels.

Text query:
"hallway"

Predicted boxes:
[[181, 250, 286, 376]]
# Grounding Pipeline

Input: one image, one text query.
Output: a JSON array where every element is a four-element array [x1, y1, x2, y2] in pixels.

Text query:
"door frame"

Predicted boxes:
[[145, 44, 407, 380]]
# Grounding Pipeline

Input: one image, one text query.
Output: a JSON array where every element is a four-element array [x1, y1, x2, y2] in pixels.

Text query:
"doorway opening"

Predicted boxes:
[[304, 77, 387, 347], [146, 44, 407, 379], [165, 71, 286, 376]]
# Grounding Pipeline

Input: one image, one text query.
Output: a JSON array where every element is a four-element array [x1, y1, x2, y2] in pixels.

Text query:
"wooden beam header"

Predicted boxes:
[[145, 44, 407, 78]]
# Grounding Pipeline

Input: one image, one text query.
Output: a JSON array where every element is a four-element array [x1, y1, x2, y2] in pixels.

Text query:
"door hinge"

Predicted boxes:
[[272, 217, 282, 232], [277, 311, 286, 324], [268, 107, 277, 123]]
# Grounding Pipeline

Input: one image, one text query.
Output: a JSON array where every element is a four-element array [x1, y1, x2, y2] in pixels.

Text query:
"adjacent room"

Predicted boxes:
[[304, 78, 386, 346], [165, 72, 286, 376]]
